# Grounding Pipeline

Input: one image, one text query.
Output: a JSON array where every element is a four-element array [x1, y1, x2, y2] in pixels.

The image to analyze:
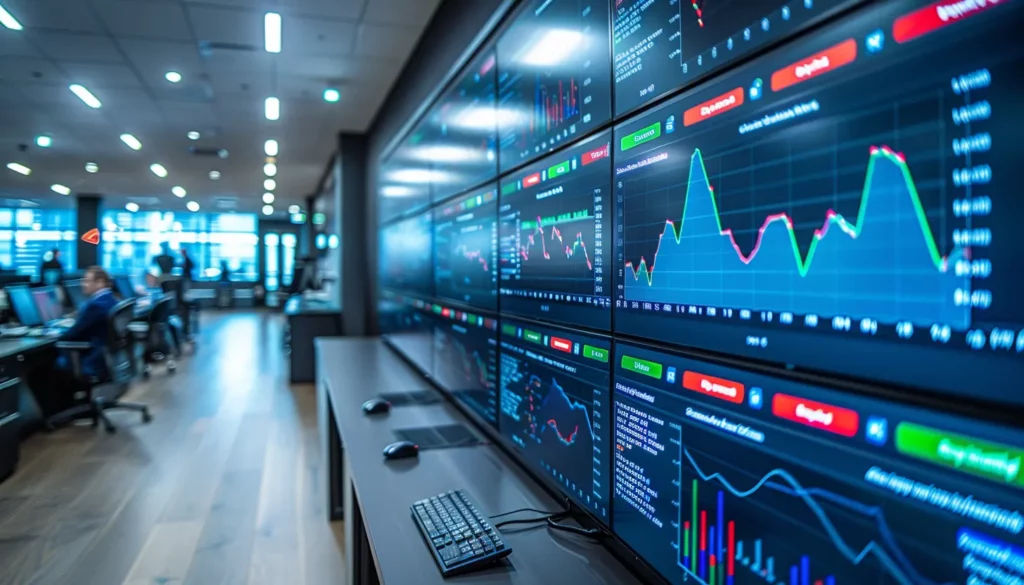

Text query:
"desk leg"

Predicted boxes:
[[317, 383, 344, 521], [345, 483, 382, 585]]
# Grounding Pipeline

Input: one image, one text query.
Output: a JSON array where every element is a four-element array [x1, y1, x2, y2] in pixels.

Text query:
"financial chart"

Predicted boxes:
[[497, 0, 612, 172], [499, 131, 612, 330], [379, 212, 433, 297], [612, 342, 1024, 585], [613, 0, 859, 115], [613, 0, 1024, 402], [434, 186, 498, 310], [432, 306, 499, 428], [499, 320, 611, 518]]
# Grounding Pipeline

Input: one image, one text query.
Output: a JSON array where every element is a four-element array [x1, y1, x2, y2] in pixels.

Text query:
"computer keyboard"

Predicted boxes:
[[411, 490, 511, 577]]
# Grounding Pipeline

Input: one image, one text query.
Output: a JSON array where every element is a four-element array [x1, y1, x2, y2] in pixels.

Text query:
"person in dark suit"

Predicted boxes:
[[59, 266, 118, 378], [153, 242, 176, 275]]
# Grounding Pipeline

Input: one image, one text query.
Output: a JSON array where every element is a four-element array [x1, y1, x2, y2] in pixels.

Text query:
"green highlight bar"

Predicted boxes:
[[501, 183, 517, 195], [501, 324, 517, 336], [621, 122, 661, 152], [895, 422, 1023, 488], [523, 330, 542, 344], [521, 209, 590, 230], [432, 305, 443, 314], [548, 160, 571, 179], [691, 479, 698, 568], [621, 355, 662, 379], [583, 345, 608, 363]]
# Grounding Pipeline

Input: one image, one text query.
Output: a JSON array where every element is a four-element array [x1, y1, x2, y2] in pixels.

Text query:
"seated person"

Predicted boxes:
[[57, 266, 118, 378]]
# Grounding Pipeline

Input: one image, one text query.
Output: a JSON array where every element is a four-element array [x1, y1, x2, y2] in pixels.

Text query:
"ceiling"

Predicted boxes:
[[0, 0, 441, 216]]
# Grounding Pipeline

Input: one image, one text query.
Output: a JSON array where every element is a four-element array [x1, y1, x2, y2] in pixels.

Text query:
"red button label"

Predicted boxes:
[[683, 88, 745, 127], [893, 0, 1007, 43], [523, 173, 541, 187], [582, 144, 610, 166], [771, 39, 857, 92], [772, 393, 859, 437], [682, 371, 745, 404], [549, 336, 572, 353]]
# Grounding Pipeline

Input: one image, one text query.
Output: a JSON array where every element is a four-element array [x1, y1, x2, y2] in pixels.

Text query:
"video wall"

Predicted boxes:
[[376, 1, 1024, 584]]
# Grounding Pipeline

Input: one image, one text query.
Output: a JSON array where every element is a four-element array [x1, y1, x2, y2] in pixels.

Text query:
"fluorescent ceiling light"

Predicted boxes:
[[172, 186, 187, 198], [6, 162, 30, 176], [187, 201, 199, 212], [381, 185, 415, 197], [265, 97, 280, 120], [69, 84, 102, 109], [264, 139, 278, 157], [188, 131, 200, 140], [409, 145, 481, 163], [85, 162, 99, 173], [120, 133, 142, 150], [264, 179, 276, 191], [51, 184, 71, 196], [209, 170, 221, 180], [519, 29, 583, 66], [323, 88, 340, 103], [165, 71, 182, 83], [126, 202, 140, 212], [262, 193, 275, 204], [264, 12, 281, 53], [264, 163, 277, 177], [262, 205, 274, 216], [150, 163, 168, 178], [35, 135, 52, 148], [0, 4, 22, 30], [288, 205, 300, 214], [389, 168, 449, 183]]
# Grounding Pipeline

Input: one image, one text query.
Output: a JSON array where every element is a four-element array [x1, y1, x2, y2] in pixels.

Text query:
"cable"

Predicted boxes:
[[494, 514, 563, 529], [545, 516, 605, 538], [489, 507, 561, 520]]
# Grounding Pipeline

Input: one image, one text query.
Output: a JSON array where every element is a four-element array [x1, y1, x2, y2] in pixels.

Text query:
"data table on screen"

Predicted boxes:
[[612, 0, 1024, 403], [612, 341, 1024, 585]]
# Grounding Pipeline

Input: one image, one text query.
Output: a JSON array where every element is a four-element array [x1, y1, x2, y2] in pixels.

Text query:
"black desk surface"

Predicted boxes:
[[316, 338, 641, 585], [0, 337, 55, 358]]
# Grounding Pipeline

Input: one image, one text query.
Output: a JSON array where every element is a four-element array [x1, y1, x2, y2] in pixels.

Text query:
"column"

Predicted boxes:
[[75, 194, 101, 269], [337, 132, 368, 336]]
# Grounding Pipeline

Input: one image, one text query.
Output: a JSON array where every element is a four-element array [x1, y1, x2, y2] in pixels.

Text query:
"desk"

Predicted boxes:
[[316, 338, 641, 585], [286, 297, 341, 383], [0, 337, 56, 480]]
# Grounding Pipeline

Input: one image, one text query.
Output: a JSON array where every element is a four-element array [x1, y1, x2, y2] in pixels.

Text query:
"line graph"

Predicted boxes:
[[433, 322, 498, 424], [456, 245, 490, 273], [519, 218, 594, 270]]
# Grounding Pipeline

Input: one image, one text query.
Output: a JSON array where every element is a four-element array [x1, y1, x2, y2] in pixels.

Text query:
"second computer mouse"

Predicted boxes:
[[382, 441, 419, 460], [362, 398, 391, 415]]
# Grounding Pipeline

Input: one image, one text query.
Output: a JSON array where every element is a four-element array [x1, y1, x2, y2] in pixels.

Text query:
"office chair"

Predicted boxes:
[[129, 295, 180, 378], [47, 299, 152, 434], [160, 276, 198, 344]]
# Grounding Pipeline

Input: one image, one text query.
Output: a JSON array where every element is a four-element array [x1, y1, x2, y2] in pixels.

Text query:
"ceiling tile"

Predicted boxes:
[[188, 5, 262, 47], [0, 32, 39, 58], [183, 0, 363, 20], [116, 39, 207, 90], [284, 16, 355, 58], [1, 0, 104, 33], [353, 23, 418, 60], [33, 31, 124, 63], [0, 57, 66, 84], [158, 101, 218, 128], [94, 0, 192, 42], [61, 62, 143, 89], [363, 0, 441, 26]]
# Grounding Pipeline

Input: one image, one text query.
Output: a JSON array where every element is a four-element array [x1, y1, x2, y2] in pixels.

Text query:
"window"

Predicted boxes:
[[0, 207, 77, 279], [101, 211, 259, 281]]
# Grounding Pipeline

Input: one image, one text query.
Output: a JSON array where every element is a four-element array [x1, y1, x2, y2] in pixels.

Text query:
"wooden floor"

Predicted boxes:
[[0, 311, 346, 585]]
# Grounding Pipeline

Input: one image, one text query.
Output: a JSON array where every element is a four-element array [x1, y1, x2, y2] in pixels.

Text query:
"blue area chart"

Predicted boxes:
[[623, 148, 969, 329]]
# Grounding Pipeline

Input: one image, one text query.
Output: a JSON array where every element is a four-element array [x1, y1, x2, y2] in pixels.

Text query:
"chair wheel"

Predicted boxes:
[[105, 424, 116, 434]]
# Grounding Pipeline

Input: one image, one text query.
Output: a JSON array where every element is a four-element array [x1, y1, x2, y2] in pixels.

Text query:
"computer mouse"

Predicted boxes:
[[362, 398, 391, 415], [382, 441, 419, 460]]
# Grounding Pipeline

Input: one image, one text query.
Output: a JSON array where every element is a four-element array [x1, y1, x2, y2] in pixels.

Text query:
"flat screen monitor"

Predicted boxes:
[[381, 291, 434, 375], [613, 0, 1024, 404], [612, 0, 863, 116], [114, 276, 135, 299], [499, 319, 611, 520], [7, 286, 42, 327], [497, 0, 612, 173], [63, 280, 86, 309], [31, 287, 62, 323], [612, 340, 1024, 585], [499, 130, 612, 330], [379, 212, 433, 298], [432, 305, 499, 429], [434, 185, 499, 311]]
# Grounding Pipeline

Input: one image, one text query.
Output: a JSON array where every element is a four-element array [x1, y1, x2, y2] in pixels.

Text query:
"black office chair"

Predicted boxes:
[[160, 277, 198, 345], [129, 295, 179, 378], [47, 299, 152, 434]]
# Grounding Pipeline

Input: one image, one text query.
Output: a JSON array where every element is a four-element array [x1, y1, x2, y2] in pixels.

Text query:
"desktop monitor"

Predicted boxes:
[[431, 304, 499, 430], [612, 340, 1024, 585], [63, 279, 86, 309], [41, 268, 62, 286], [499, 319, 611, 520], [31, 287, 63, 323], [433, 184, 498, 311], [7, 286, 43, 327]]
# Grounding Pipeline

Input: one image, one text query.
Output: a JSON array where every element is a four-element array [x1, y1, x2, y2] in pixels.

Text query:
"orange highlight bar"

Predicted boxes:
[[683, 371, 745, 404], [684, 87, 744, 127], [893, 0, 1004, 43], [771, 39, 857, 92]]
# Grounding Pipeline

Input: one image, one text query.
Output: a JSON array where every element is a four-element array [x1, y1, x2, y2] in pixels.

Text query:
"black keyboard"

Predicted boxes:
[[411, 490, 511, 577]]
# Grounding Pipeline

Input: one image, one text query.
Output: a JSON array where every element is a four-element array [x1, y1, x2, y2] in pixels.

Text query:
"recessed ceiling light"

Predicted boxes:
[[6, 162, 30, 176], [187, 131, 200, 140], [120, 133, 142, 150], [150, 163, 168, 178], [165, 71, 182, 83], [264, 163, 277, 177], [263, 192, 275, 204], [85, 162, 99, 173], [288, 204, 300, 214], [51, 184, 71, 196], [264, 139, 278, 157], [265, 97, 280, 121], [69, 84, 102, 108], [0, 4, 24, 30], [126, 202, 140, 212], [35, 135, 52, 148], [172, 186, 187, 198], [262, 205, 274, 216], [209, 170, 221, 180], [265, 12, 282, 53], [187, 201, 200, 212], [218, 149, 229, 159], [264, 179, 276, 191], [323, 88, 340, 103]]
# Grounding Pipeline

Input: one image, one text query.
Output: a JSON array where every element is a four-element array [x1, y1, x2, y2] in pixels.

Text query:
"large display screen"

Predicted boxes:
[[378, 128, 434, 223], [379, 291, 435, 374], [500, 319, 611, 519], [613, 0, 862, 116], [433, 304, 499, 429], [497, 0, 612, 173], [434, 185, 498, 311], [613, 340, 1024, 585], [499, 130, 612, 330], [613, 0, 1024, 404], [379, 211, 433, 297]]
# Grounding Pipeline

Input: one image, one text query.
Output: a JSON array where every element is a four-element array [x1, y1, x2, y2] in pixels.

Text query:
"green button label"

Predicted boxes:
[[621, 355, 663, 379], [621, 122, 661, 152], [895, 422, 1023, 489], [501, 324, 517, 336], [583, 345, 608, 363], [523, 330, 542, 344], [501, 182, 518, 195], [548, 160, 571, 178]]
